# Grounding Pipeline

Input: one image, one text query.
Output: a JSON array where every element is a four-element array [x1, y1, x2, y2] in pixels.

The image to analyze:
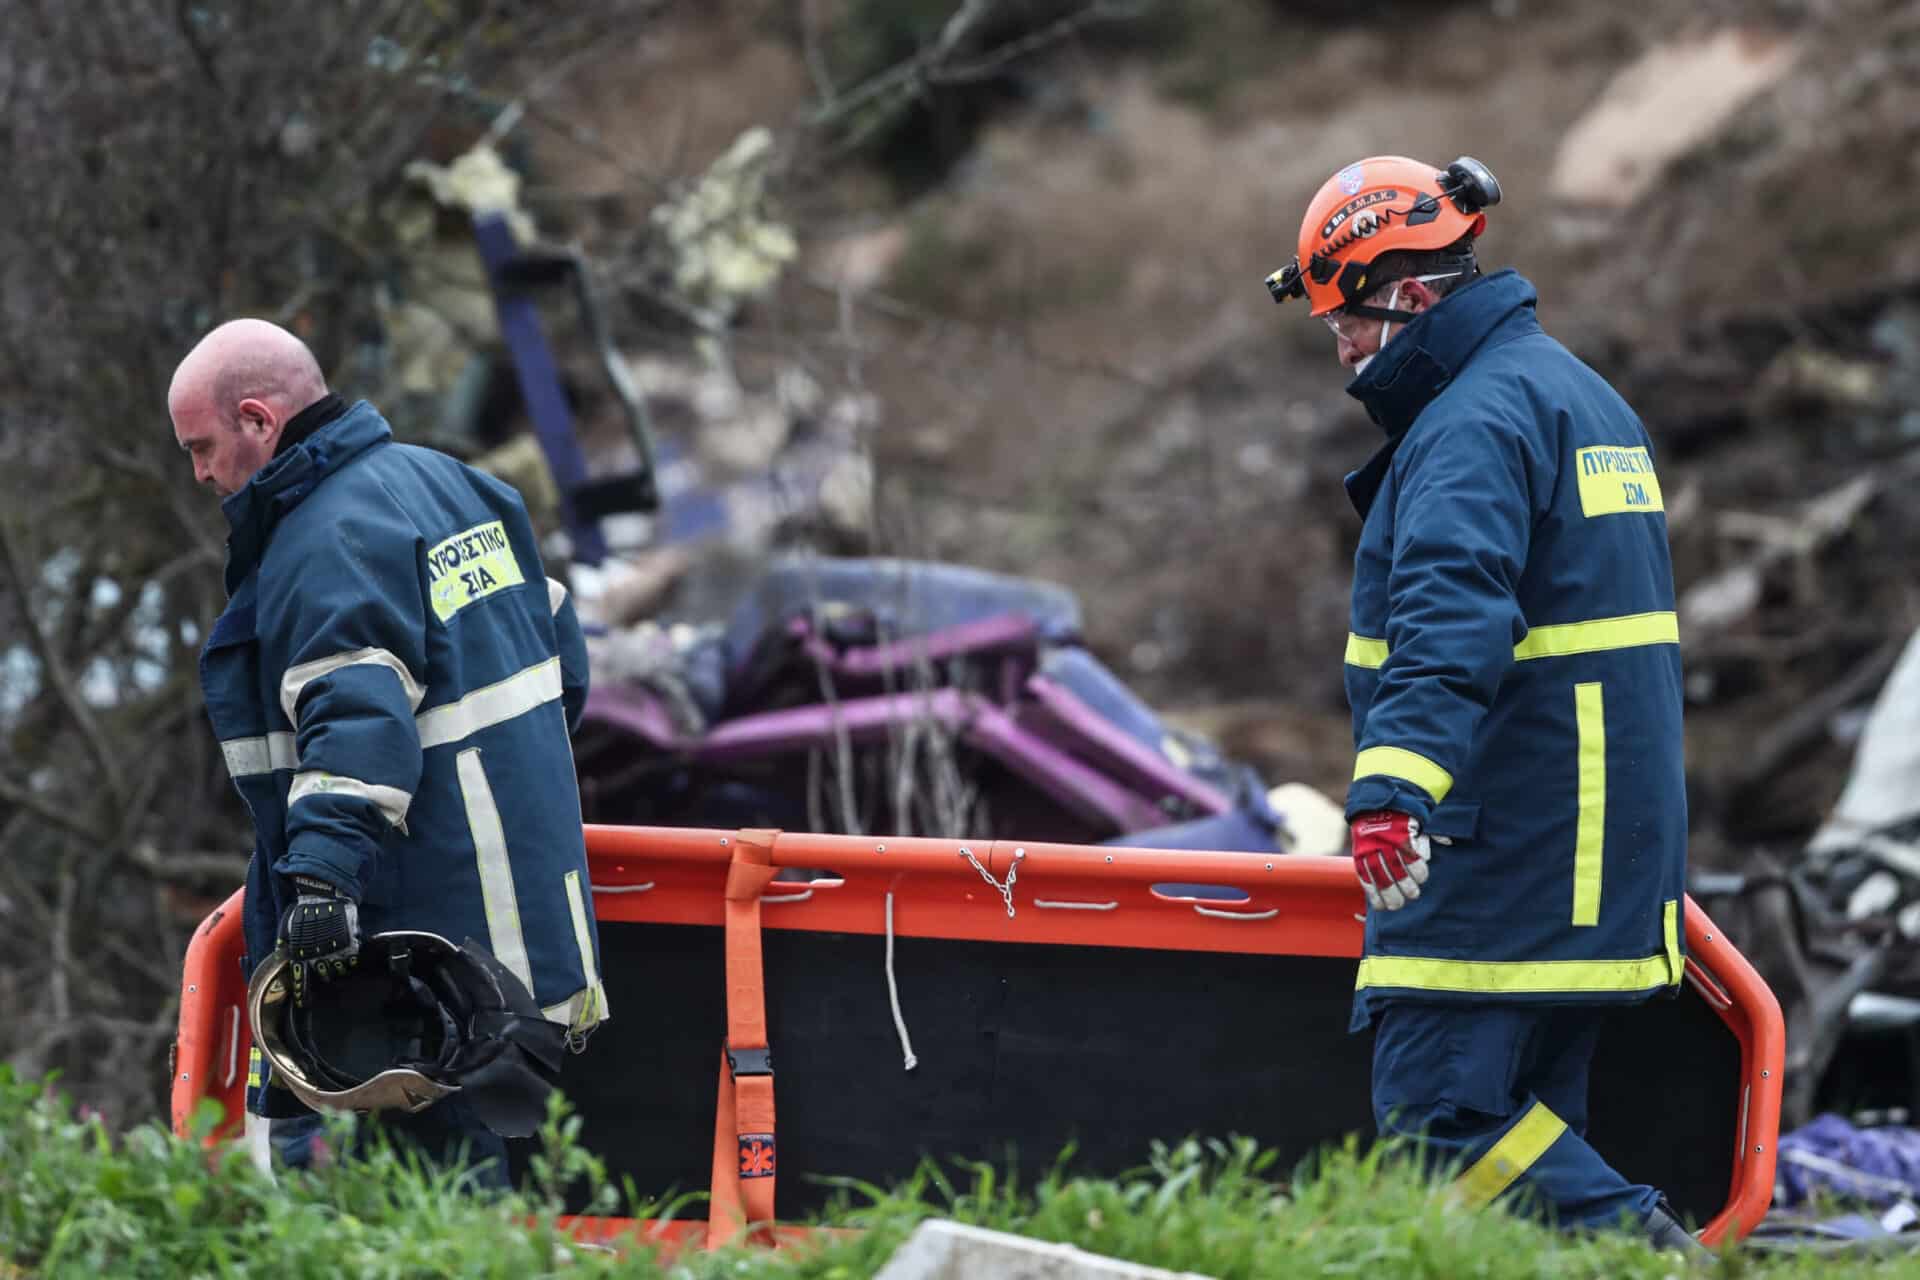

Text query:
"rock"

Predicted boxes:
[[1266, 781, 1348, 857], [1679, 562, 1764, 634], [1749, 346, 1886, 419], [816, 223, 911, 293], [1548, 28, 1800, 211]]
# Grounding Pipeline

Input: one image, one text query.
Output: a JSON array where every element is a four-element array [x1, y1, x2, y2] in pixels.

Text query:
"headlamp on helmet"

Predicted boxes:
[[1264, 154, 1499, 317]]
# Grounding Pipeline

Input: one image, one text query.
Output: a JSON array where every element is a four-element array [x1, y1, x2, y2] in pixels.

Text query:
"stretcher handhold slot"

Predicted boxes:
[[1685, 959, 1733, 1011], [1194, 905, 1279, 921], [1151, 883, 1252, 904], [223, 1006, 241, 1090]]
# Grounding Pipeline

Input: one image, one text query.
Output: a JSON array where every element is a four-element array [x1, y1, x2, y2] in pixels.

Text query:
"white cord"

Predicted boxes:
[[884, 891, 919, 1071]]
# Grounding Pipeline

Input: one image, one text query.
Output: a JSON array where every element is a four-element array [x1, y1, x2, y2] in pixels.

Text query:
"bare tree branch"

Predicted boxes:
[[0, 518, 124, 807], [934, 1, 1140, 84], [127, 842, 251, 885], [804, 0, 996, 129], [0, 772, 106, 843]]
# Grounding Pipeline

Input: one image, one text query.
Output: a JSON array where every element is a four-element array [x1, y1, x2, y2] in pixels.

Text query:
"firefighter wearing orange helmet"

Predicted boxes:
[[1269, 157, 1701, 1254]]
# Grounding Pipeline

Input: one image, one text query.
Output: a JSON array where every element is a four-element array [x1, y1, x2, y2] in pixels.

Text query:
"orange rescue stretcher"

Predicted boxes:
[[172, 826, 1785, 1249]]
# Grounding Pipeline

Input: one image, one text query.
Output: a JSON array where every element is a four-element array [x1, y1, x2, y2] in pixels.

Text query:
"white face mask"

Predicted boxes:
[[1344, 272, 1463, 377]]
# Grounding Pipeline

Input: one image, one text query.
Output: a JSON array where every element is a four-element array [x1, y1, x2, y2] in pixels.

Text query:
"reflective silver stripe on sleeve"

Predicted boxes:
[[544, 980, 610, 1030], [281, 647, 427, 728], [558, 870, 605, 1032], [547, 577, 568, 616], [288, 770, 413, 829], [416, 657, 562, 750], [220, 732, 298, 779], [455, 748, 534, 993]]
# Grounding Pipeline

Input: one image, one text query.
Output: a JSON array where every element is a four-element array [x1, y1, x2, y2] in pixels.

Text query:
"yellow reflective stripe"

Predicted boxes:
[[1352, 746, 1453, 805], [1513, 611, 1678, 662], [561, 870, 606, 1033], [1663, 898, 1682, 986], [1355, 950, 1676, 995], [455, 748, 535, 993], [1573, 683, 1605, 927], [1345, 634, 1389, 669], [1454, 1101, 1568, 1209], [1352, 611, 1679, 670]]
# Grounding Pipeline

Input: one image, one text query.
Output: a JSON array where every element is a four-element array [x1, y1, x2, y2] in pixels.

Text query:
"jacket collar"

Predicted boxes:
[[220, 400, 390, 592], [1344, 269, 1540, 438], [1340, 270, 1540, 518]]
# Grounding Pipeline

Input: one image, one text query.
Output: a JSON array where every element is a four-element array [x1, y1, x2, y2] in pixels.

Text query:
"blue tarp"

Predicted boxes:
[[1777, 1113, 1920, 1208]]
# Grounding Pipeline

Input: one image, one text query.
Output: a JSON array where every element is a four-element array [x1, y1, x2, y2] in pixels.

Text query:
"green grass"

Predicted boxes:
[[0, 1066, 1913, 1278]]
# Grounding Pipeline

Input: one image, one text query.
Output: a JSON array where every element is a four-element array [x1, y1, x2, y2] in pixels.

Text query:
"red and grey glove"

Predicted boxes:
[[1350, 810, 1431, 911]]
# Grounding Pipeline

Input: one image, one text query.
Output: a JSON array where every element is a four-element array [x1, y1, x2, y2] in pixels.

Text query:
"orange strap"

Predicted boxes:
[[708, 829, 779, 1247]]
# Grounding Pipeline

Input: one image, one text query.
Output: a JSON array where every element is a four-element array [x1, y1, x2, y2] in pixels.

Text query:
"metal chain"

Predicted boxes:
[[959, 846, 1018, 918]]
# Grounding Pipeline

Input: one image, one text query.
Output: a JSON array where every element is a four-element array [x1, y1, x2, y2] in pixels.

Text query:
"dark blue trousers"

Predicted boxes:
[[271, 1096, 511, 1191], [1372, 1002, 1662, 1232]]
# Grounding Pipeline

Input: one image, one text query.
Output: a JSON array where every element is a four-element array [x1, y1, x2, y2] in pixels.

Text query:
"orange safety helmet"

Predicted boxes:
[[1265, 155, 1501, 317]]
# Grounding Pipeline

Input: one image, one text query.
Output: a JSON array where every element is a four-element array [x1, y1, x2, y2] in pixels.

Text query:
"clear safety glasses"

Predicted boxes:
[[1323, 303, 1389, 343], [1321, 272, 1463, 342]]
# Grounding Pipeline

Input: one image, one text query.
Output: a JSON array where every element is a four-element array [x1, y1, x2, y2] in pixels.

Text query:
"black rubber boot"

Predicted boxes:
[[1645, 1201, 1711, 1258]]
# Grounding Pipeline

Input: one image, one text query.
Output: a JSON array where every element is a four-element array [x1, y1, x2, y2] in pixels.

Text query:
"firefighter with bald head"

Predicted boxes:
[[169, 319, 604, 1184]]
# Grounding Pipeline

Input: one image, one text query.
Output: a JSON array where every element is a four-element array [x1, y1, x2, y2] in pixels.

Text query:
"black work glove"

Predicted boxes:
[[278, 875, 361, 1006]]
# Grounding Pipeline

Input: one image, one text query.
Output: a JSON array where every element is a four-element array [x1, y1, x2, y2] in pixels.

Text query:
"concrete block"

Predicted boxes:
[[874, 1219, 1216, 1280]]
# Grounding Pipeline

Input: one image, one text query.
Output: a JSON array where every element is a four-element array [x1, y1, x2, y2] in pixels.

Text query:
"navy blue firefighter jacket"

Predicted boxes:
[[1339, 270, 1688, 1031], [200, 403, 603, 1115]]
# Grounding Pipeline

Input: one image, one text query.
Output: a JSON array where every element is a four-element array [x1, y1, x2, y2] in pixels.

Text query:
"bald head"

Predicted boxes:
[[169, 318, 326, 426], [168, 319, 329, 496]]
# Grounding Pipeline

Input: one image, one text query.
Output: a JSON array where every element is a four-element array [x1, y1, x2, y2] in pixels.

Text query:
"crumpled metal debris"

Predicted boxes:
[[652, 127, 797, 322], [1810, 628, 1920, 869], [405, 142, 538, 246]]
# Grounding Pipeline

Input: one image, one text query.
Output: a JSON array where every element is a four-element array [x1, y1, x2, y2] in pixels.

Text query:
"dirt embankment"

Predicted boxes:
[[539, 1, 1920, 855]]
